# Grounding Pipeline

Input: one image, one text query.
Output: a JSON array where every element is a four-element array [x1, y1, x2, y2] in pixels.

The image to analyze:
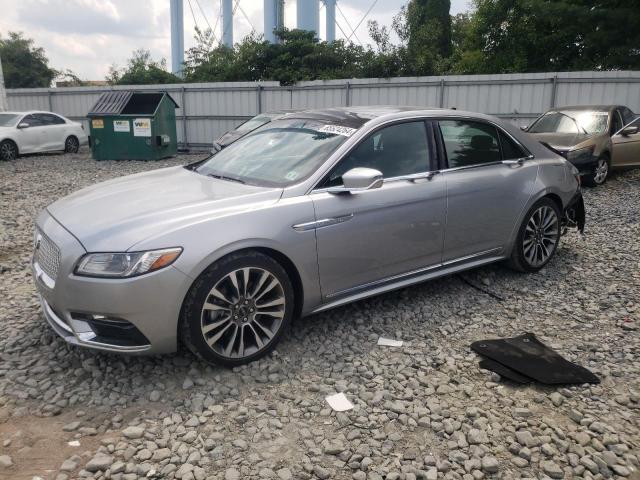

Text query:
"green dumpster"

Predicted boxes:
[[87, 91, 179, 160]]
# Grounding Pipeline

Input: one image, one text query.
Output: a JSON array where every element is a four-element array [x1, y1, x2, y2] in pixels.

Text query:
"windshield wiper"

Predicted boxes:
[[207, 173, 246, 184], [557, 112, 588, 134]]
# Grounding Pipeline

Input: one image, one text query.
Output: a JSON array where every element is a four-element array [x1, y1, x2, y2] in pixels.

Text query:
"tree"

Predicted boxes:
[[451, 0, 640, 74], [0, 32, 56, 88], [107, 49, 181, 85], [395, 0, 453, 75]]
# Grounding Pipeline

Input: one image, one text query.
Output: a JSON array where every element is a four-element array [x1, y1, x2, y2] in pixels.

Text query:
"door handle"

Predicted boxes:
[[502, 159, 524, 166], [407, 171, 440, 182]]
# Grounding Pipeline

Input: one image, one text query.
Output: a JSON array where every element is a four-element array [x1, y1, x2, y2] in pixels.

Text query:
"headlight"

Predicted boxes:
[[75, 248, 182, 278], [566, 146, 595, 163]]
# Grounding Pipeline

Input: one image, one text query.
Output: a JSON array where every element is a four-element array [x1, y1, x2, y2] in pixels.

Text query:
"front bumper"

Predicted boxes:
[[32, 210, 192, 354], [557, 150, 598, 175]]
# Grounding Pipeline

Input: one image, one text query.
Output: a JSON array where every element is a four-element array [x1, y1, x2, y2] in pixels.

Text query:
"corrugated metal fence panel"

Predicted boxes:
[[6, 72, 640, 149]]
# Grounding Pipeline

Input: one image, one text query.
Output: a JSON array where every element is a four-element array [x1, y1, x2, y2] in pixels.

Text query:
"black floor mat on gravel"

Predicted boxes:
[[471, 332, 600, 385], [478, 358, 533, 384]]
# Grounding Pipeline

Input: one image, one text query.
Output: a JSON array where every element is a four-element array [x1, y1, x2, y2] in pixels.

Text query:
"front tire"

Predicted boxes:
[[508, 198, 561, 272], [583, 155, 609, 187], [180, 251, 294, 367], [64, 135, 80, 153], [0, 140, 18, 161]]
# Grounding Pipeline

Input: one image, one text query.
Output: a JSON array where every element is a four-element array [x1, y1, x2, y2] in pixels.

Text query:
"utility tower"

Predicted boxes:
[[170, 0, 185, 77]]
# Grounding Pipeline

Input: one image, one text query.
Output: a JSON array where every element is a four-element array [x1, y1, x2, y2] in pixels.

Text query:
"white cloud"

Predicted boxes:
[[0, 0, 472, 81]]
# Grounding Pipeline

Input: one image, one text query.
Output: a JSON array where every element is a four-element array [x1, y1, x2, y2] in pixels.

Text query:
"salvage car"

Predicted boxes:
[[0, 111, 88, 161], [524, 105, 640, 186], [33, 107, 585, 366], [212, 110, 296, 151]]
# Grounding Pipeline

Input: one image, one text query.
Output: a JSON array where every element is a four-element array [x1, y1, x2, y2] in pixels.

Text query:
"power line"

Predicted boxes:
[[194, 0, 219, 42], [237, 3, 257, 34], [347, 0, 379, 42], [336, 1, 362, 45], [186, 0, 200, 31]]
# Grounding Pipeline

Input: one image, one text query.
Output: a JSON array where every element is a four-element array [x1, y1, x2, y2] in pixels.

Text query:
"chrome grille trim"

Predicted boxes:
[[34, 229, 61, 280]]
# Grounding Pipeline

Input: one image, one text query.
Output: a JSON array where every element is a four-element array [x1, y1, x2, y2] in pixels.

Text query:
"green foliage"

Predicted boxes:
[[107, 49, 181, 85], [400, 0, 453, 75], [451, 0, 640, 74], [0, 32, 57, 88]]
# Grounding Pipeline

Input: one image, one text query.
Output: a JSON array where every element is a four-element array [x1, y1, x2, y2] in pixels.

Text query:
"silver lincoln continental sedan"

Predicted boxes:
[[33, 107, 585, 366]]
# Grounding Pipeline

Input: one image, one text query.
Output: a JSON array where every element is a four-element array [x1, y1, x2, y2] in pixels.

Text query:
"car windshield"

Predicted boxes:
[[234, 115, 275, 133], [197, 119, 353, 187], [0, 114, 20, 127], [529, 111, 609, 135]]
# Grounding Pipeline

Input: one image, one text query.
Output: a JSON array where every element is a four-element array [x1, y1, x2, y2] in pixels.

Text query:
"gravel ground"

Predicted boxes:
[[0, 150, 638, 480]]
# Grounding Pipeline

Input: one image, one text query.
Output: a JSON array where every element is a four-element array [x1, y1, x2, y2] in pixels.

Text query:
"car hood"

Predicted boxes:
[[527, 132, 599, 151], [47, 166, 283, 251]]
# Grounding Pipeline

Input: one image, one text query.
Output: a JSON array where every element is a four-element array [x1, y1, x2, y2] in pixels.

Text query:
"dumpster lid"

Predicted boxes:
[[88, 91, 179, 116]]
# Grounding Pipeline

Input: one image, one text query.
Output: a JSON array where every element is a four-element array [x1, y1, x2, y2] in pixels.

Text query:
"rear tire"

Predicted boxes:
[[180, 251, 294, 367], [508, 198, 561, 273], [583, 155, 609, 187], [0, 140, 18, 161], [64, 136, 80, 154]]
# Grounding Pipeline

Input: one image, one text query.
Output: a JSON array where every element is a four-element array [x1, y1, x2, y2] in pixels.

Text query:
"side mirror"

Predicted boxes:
[[620, 125, 639, 136], [17, 122, 30, 129], [520, 125, 528, 131], [327, 167, 383, 194]]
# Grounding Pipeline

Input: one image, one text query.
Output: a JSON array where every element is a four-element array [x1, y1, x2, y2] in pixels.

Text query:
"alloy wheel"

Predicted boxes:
[[522, 205, 559, 268], [65, 137, 79, 153], [0, 142, 17, 161], [200, 267, 286, 359], [593, 158, 608, 184]]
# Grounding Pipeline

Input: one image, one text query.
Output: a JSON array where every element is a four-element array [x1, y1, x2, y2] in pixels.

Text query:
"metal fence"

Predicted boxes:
[[7, 71, 640, 150]]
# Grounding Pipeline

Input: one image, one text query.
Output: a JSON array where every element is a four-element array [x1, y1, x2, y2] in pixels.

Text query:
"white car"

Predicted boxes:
[[0, 111, 88, 161]]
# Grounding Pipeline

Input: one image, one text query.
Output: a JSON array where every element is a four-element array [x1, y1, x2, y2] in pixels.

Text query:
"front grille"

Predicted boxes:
[[35, 230, 61, 280]]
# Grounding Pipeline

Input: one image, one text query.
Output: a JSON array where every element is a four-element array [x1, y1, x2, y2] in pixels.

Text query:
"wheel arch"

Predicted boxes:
[[0, 137, 19, 156], [178, 245, 305, 338]]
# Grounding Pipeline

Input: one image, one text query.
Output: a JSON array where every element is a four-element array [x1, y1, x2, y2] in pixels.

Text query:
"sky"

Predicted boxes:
[[0, 0, 472, 80]]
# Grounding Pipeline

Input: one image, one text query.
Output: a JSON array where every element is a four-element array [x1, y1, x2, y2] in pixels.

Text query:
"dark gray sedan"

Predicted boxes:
[[33, 107, 585, 366]]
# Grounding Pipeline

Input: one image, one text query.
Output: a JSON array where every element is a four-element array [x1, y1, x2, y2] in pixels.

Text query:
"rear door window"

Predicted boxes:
[[499, 130, 527, 160], [439, 120, 501, 168]]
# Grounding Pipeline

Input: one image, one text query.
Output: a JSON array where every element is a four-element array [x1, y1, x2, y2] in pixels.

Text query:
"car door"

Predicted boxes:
[[310, 120, 446, 299], [15, 114, 47, 153], [438, 119, 539, 262], [612, 117, 640, 167], [40, 113, 67, 150]]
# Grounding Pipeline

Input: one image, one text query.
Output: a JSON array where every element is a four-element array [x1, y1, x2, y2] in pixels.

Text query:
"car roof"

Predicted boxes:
[[1, 111, 63, 116], [280, 106, 480, 129], [554, 105, 623, 112]]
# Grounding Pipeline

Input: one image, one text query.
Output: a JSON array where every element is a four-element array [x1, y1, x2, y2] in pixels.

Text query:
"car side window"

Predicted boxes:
[[22, 114, 43, 127], [611, 111, 623, 134], [42, 114, 65, 125], [439, 120, 501, 168], [499, 130, 527, 160], [35, 113, 60, 126], [320, 121, 430, 188], [620, 107, 635, 126]]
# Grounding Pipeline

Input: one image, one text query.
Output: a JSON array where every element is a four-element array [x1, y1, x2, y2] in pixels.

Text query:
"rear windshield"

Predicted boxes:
[[0, 114, 20, 127], [197, 119, 354, 187]]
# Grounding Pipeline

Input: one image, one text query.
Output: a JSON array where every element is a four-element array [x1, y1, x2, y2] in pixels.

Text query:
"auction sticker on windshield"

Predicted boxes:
[[319, 125, 357, 137]]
